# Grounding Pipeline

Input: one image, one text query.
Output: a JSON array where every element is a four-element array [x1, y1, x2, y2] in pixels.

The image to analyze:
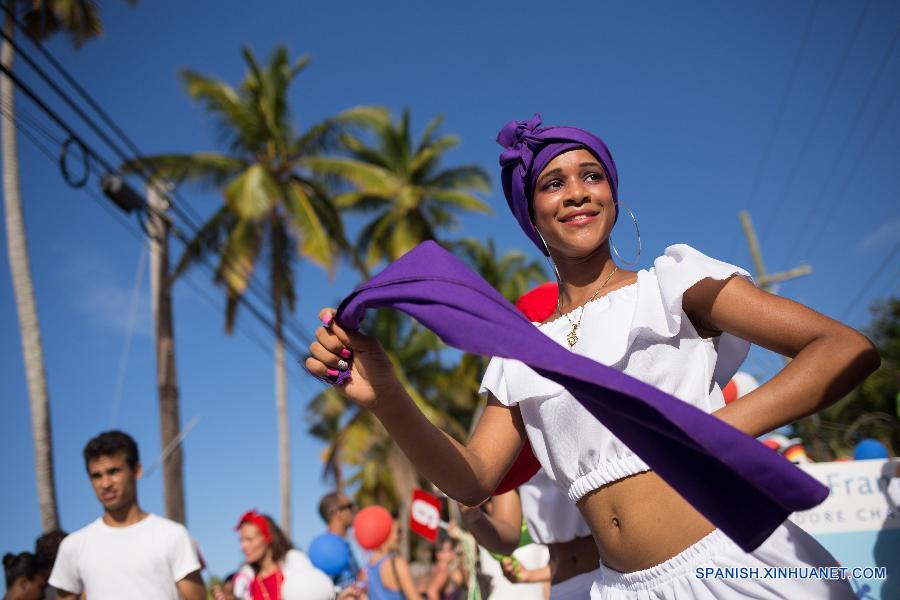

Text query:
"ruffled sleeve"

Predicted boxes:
[[480, 356, 570, 406], [649, 244, 753, 386], [479, 356, 512, 405]]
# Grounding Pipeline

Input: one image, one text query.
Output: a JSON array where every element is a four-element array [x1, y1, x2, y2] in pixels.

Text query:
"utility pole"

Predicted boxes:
[[147, 181, 186, 524], [739, 211, 811, 293], [738, 211, 829, 460]]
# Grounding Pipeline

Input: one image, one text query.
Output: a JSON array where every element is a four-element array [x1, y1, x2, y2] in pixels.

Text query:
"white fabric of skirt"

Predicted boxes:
[[551, 568, 601, 599], [589, 520, 856, 599]]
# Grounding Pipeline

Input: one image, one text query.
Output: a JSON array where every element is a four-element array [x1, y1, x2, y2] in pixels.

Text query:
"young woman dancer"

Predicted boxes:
[[306, 115, 879, 598]]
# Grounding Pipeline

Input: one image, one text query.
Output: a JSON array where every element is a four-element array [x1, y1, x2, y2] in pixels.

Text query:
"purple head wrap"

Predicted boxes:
[[497, 114, 619, 255]]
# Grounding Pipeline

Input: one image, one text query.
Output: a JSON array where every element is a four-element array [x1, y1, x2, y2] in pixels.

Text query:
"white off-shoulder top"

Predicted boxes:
[[480, 244, 752, 503], [519, 469, 592, 544]]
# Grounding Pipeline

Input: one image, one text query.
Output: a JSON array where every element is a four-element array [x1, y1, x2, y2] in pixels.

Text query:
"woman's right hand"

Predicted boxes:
[[304, 308, 401, 410]]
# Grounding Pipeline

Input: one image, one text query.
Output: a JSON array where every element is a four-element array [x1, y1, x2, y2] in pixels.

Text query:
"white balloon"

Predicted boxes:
[[732, 371, 759, 397], [281, 566, 336, 600]]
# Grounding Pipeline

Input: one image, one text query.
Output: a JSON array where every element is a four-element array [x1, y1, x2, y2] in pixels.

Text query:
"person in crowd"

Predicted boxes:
[[33, 530, 66, 600], [2, 552, 47, 600], [211, 572, 237, 600], [232, 510, 333, 600], [317, 492, 362, 587], [424, 535, 467, 600], [48, 430, 204, 600], [463, 469, 597, 599], [363, 518, 419, 600], [306, 115, 880, 598]]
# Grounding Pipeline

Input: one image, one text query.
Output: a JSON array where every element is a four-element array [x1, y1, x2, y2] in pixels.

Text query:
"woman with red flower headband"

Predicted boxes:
[[231, 511, 333, 600]]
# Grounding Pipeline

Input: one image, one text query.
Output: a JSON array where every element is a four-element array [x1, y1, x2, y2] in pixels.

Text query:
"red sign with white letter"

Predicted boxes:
[[410, 489, 442, 542]]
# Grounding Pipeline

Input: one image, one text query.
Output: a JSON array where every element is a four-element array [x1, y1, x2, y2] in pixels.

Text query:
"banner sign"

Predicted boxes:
[[410, 489, 442, 542], [789, 459, 899, 599]]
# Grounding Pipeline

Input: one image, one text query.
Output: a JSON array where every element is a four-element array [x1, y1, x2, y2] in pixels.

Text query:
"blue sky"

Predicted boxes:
[[1, 0, 899, 581]]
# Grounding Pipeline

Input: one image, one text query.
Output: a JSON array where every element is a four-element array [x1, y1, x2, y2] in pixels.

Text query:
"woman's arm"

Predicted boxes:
[[306, 309, 526, 505], [392, 556, 421, 600], [459, 491, 523, 555], [425, 562, 449, 600], [683, 276, 880, 437]]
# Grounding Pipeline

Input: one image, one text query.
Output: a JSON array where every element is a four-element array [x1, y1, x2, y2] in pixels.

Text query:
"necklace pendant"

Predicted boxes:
[[566, 324, 579, 349]]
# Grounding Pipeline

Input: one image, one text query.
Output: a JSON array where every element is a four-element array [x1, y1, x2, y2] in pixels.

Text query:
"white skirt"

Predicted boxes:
[[589, 520, 856, 599], [551, 568, 601, 599]]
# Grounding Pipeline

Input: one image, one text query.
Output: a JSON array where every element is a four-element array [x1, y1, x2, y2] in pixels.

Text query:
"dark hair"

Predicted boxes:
[[34, 530, 67, 571], [318, 492, 342, 522], [3, 552, 40, 589], [249, 514, 293, 569], [83, 430, 140, 472]]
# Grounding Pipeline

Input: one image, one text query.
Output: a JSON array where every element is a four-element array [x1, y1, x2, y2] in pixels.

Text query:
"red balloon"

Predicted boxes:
[[515, 282, 558, 322], [353, 506, 393, 550], [722, 379, 738, 405], [761, 439, 781, 451]]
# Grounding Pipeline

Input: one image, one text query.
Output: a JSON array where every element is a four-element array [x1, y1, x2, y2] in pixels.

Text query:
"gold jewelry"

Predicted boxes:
[[559, 266, 619, 349]]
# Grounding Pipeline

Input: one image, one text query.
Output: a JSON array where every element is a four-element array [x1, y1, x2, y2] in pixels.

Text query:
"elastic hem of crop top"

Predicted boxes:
[[568, 454, 652, 503]]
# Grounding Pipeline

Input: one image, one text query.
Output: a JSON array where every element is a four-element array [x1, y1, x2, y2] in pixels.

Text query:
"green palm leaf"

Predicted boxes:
[[224, 164, 279, 220]]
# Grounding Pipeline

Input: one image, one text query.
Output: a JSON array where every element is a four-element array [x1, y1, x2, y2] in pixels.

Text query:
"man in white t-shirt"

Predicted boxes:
[[49, 431, 205, 600]]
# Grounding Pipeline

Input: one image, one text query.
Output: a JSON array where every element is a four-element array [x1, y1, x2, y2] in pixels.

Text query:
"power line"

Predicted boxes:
[[0, 17, 317, 350], [0, 40, 314, 357], [758, 0, 872, 247], [839, 240, 899, 321], [4, 105, 315, 392], [787, 25, 900, 264], [726, 0, 820, 262]]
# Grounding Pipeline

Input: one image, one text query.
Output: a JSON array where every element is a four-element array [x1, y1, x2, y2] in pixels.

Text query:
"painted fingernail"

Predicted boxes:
[[340, 348, 352, 359], [326, 368, 339, 378], [322, 313, 333, 326]]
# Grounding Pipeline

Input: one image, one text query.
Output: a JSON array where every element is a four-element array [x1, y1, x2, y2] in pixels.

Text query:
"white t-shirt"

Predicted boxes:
[[49, 513, 201, 599], [480, 244, 751, 503]]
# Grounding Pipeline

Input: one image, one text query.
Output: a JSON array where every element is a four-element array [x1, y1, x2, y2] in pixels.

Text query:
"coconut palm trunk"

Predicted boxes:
[[272, 222, 291, 535], [1, 2, 59, 532]]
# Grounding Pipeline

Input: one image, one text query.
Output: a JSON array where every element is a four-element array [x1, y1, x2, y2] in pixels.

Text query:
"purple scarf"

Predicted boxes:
[[334, 241, 827, 552]]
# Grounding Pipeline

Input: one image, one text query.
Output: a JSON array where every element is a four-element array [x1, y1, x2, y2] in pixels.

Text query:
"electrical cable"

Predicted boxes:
[[0, 20, 317, 348], [726, 0, 820, 262], [758, 0, 873, 247]]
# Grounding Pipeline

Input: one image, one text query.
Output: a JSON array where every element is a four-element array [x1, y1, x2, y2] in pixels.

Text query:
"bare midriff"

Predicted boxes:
[[576, 470, 715, 573], [547, 535, 599, 584]]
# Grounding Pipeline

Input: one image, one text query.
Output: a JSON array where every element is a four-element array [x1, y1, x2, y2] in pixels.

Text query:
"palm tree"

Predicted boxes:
[[306, 309, 465, 557], [450, 237, 547, 303], [1, 0, 135, 533], [125, 46, 369, 535], [307, 240, 547, 553], [302, 109, 492, 271]]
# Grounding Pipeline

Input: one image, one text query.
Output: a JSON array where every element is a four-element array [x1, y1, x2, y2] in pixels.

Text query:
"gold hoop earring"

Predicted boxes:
[[611, 200, 641, 266]]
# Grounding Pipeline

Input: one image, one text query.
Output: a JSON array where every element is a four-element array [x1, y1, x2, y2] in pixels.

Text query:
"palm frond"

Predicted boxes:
[[223, 164, 279, 220], [121, 153, 246, 190], [428, 190, 492, 214]]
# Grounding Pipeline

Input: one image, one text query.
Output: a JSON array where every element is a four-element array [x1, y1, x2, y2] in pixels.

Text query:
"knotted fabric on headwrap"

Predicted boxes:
[[497, 114, 619, 255], [332, 241, 827, 552], [236, 510, 273, 544]]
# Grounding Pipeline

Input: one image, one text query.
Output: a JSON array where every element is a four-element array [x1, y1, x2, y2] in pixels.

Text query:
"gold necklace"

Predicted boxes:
[[559, 266, 619, 349]]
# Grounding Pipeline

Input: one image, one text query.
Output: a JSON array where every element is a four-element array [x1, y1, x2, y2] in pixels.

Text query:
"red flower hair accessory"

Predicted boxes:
[[235, 509, 272, 544]]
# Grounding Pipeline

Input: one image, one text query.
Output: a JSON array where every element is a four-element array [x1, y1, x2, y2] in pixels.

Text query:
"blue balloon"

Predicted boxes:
[[308, 533, 350, 577], [853, 438, 889, 461]]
